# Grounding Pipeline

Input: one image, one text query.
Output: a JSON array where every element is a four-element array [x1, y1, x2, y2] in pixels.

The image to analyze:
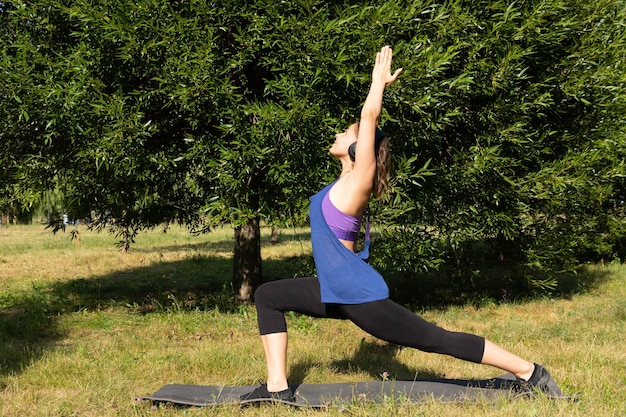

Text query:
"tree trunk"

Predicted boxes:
[[233, 217, 262, 304], [270, 226, 280, 244]]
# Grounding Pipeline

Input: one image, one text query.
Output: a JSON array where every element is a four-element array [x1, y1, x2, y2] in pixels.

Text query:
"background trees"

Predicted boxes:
[[1, 0, 624, 303], [371, 0, 626, 298]]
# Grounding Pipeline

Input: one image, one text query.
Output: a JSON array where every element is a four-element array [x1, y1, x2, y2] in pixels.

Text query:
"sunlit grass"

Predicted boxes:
[[1, 224, 625, 416]]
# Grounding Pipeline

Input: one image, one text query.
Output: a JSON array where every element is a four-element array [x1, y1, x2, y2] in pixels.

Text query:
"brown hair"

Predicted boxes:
[[373, 135, 391, 199]]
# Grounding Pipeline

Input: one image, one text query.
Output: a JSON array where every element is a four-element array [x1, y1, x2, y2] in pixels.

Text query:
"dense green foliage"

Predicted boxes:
[[370, 0, 626, 293], [1, 0, 625, 299]]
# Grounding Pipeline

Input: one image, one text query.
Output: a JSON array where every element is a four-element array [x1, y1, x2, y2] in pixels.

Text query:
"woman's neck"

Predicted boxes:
[[339, 159, 354, 178]]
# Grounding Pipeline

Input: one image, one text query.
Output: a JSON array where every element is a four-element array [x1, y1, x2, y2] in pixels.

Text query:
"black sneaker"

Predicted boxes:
[[516, 363, 563, 397], [240, 384, 295, 403]]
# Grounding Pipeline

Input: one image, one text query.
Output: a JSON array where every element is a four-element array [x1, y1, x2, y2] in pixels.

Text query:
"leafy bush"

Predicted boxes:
[[370, 0, 626, 294]]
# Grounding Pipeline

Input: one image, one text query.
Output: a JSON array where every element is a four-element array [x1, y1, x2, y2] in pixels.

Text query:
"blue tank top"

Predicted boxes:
[[310, 182, 389, 304]]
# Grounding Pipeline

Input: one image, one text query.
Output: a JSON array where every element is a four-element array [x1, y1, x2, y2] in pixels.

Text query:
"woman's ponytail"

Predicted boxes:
[[373, 135, 391, 199]]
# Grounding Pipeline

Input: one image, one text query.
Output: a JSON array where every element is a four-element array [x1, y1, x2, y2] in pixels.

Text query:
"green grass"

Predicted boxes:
[[1, 224, 625, 416]]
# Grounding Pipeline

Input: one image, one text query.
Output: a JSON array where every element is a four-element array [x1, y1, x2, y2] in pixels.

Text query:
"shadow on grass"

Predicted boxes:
[[383, 263, 614, 310], [0, 292, 63, 382], [0, 232, 614, 383], [287, 340, 443, 384], [330, 340, 444, 381], [0, 239, 307, 381], [53, 253, 307, 314]]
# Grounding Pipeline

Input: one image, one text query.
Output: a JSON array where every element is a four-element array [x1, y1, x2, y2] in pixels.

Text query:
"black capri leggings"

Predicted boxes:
[[254, 277, 485, 364]]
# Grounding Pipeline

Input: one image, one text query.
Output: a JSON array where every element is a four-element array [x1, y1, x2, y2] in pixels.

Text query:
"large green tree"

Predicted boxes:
[[2, 0, 625, 302], [0, 0, 388, 301]]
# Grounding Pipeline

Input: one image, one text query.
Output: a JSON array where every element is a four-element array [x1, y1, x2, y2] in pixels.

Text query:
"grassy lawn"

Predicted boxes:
[[1, 224, 624, 416]]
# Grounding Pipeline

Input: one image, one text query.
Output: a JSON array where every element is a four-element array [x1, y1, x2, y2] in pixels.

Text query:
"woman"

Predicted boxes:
[[242, 46, 562, 401]]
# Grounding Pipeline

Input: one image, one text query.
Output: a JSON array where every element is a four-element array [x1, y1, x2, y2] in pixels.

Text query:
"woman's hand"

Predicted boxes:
[[372, 46, 402, 87]]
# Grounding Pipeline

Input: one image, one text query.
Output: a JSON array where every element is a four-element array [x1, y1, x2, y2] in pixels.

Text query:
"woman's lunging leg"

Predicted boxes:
[[340, 299, 535, 379], [340, 299, 485, 362], [254, 277, 344, 392]]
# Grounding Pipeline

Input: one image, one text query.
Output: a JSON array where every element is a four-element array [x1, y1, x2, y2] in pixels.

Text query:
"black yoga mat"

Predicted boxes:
[[141, 373, 578, 408]]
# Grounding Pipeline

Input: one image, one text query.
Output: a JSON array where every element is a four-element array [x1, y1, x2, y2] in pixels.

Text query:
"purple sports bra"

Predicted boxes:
[[321, 191, 362, 241]]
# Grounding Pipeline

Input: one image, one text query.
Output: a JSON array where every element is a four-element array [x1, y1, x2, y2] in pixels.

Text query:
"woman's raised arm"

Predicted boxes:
[[351, 46, 402, 191]]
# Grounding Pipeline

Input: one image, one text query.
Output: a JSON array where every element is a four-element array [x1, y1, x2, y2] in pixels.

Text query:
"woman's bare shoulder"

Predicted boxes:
[[328, 174, 370, 217]]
